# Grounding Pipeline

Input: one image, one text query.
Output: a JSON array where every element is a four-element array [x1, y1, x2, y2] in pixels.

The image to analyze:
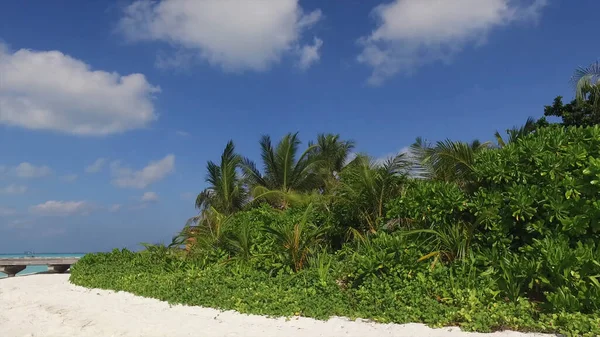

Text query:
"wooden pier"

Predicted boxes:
[[0, 257, 80, 277]]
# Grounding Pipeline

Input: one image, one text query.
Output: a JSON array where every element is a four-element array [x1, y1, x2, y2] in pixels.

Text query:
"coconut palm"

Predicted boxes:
[[336, 154, 409, 233], [309, 133, 355, 179], [572, 60, 600, 108], [195, 140, 247, 215], [241, 133, 322, 208], [410, 138, 490, 185]]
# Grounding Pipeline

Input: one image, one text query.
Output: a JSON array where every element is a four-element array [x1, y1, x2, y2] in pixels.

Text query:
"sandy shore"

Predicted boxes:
[[0, 274, 556, 337]]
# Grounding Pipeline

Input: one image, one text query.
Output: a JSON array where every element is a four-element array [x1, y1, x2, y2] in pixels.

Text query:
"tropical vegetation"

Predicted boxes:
[[544, 60, 600, 127], [71, 64, 600, 336]]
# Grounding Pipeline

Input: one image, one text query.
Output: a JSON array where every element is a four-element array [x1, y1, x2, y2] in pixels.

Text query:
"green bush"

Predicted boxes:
[[473, 125, 600, 246], [470, 126, 600, 312], [478, 236, 600, 313], [386, 180, 470, 230], [385, 127, 600, 312]]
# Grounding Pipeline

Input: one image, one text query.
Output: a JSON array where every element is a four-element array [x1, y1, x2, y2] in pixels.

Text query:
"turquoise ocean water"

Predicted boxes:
[[0, 253, 85, 279]]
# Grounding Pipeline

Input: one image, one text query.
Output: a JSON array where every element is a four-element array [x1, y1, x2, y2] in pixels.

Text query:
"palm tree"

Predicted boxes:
[[309, 133, 355, 180], [241, 133, 322, 208], [410, 138, 490, 185], [336, 154, 409, 233], [195, 140, 247, 215], [572, 60, 600, 108]]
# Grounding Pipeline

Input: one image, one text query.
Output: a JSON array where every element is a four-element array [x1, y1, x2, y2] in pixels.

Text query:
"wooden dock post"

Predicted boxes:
[[0, 265, 27, 277]]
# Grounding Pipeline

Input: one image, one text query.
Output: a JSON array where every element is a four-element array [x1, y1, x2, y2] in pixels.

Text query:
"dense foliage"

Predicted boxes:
[[71, 125, 600, 336], [544, 96, 600, 127], [544, 60, 600, 127]]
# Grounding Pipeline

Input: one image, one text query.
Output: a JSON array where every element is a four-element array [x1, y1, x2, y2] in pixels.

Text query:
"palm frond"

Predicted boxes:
[[380, 152, 410, 175], [195, 189, 213, 211], [495, 117, 540, 148], [226, 222, 253, 261], [404, 222, 474, 265], [262, 203, 324, 271], [241, 157, 267, 188], [494, 130, 506, 148], [572, 60, 600, 107], [259, 135, 279, 187], [409, 137, 434, 179], [275, 133, 300, 191], [410, 137, 488, 184], [311, 133, 356, 174], [243, 133, 325, 207], [335, 153, 407, 233], [195, 140, 247, 215]]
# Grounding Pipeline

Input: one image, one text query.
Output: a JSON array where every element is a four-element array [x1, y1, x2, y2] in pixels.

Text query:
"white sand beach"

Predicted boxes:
[[0, 274, 555, 337]]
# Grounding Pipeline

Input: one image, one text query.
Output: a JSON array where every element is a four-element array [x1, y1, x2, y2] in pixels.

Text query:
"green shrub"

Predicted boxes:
[[473, 125, 600, 246], [469, 126, 600, 311], [386, 180, 470, 230], [520, 236, 600, 313], [338, 232, 424, 286]]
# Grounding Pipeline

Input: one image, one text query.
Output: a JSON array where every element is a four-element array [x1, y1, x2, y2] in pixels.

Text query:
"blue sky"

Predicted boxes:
[[0, 0, 598, 253]]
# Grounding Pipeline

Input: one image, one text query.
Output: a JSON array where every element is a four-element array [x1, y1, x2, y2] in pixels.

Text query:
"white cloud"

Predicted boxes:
[[85, 158, 107, 173], [0, 184, 28, 194], [118, 0, 323, 71], [0, 44, 160, 135], [298, 37, 323, 70], [175, 130, 190, 137], [0, 207, 16, 216], [358, 0, 547, 85], [29, 200, 91, 216], [15, 162, 52, 178], [61, 174, 78, 182], [111, 154, 175, 189], [108, 204, 122, 212], [141, 191, 159, 202]]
